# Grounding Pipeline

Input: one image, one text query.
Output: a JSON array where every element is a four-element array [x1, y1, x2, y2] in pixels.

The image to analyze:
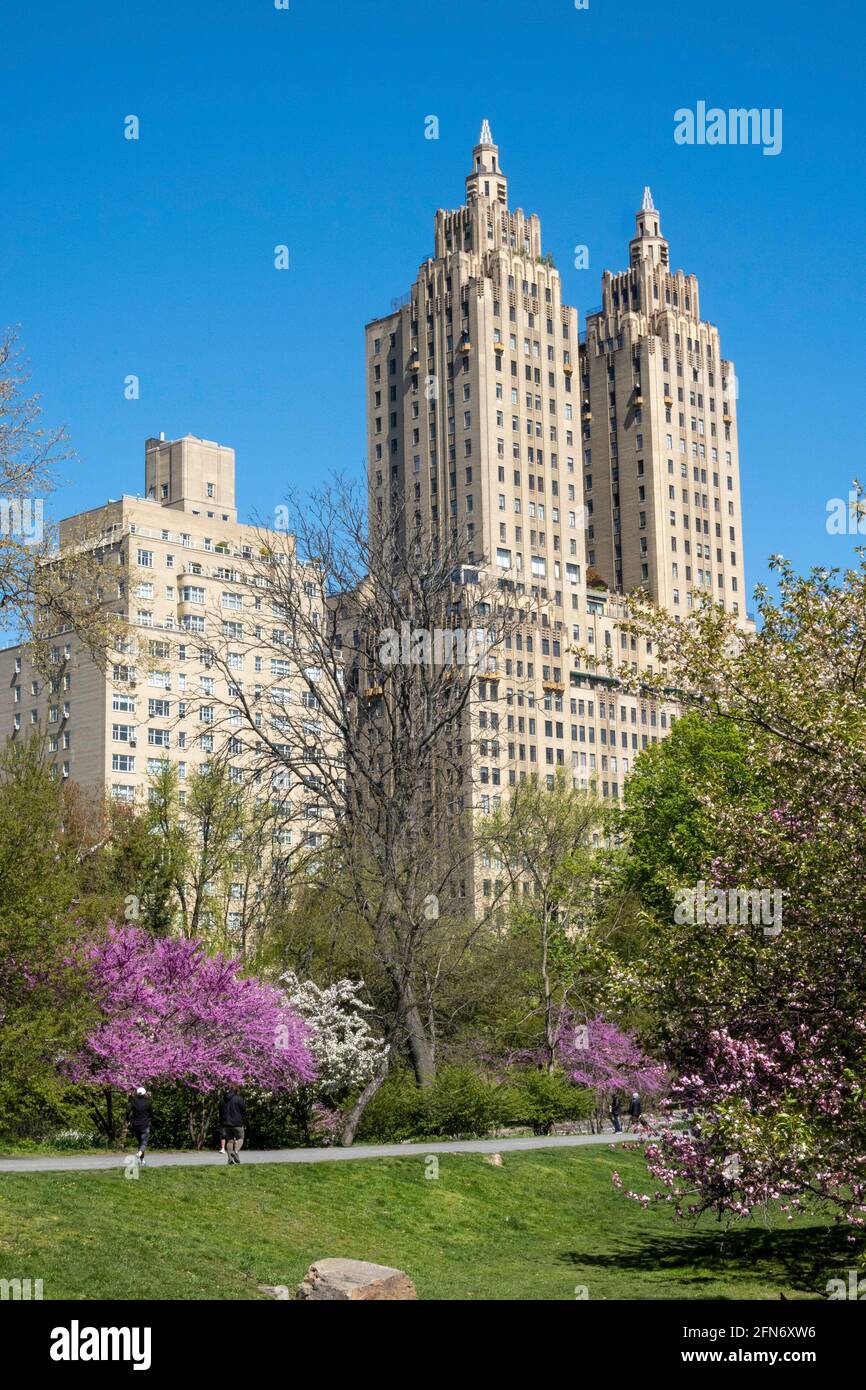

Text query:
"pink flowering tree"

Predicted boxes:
[[498, 1009, 665, 1133], [560, 1013, 667, 1132], [67, 925, 314, 1145], [603, 554, 866, 1241]]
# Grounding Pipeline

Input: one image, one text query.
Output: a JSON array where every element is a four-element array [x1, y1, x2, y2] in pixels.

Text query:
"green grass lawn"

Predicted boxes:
[[0, 1146, 848, 1300]]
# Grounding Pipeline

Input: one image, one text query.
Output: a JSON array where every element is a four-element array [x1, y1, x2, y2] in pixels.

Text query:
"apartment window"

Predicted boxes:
[[112, 754, 135, 773], [137, 549, 154, 567]]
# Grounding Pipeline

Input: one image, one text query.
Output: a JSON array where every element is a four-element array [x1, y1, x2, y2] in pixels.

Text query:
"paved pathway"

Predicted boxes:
[[0, 1129, 652, 1173]]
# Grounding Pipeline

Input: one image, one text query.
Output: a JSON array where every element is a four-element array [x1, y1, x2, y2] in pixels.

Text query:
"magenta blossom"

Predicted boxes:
[[66, 925, 314, 1094]]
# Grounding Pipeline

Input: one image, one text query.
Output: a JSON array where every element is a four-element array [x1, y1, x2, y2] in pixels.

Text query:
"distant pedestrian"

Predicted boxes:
[[219, 1087, 246, 1164], [610, 1092, 622, 1133], [127, 1086, 152, 1165], [627, 1091, 642, 1131]]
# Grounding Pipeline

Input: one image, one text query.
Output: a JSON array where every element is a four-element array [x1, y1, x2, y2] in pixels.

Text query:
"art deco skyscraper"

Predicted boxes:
[[580, 189, 748, 619], [366, 121, 581, 585], [364, 126, 684, 826]]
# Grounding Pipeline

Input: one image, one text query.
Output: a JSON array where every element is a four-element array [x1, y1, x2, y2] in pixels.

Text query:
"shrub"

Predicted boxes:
[[500, 1068, 593, 1135], [355, 1070, 427, 1142], [425, 1066, 501, 1139], [356, 1065, 586, 1142]]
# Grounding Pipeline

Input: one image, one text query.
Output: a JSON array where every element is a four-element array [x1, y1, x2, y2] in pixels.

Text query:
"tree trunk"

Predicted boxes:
[[89, 1086, 117, 1144], [386, 966, 437, 1087], [406, 1006, 436, 1086], [188, 1093, 212, 1149], [541, 915, 556, 1073], [339, 1055, 391, 1147]]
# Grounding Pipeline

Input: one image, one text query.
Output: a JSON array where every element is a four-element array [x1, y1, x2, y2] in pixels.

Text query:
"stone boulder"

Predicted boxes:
[[295, 1258, 418, 1301]]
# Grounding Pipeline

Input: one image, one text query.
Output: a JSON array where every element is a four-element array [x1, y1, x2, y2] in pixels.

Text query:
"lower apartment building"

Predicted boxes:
[[0, 434, 331, 860]]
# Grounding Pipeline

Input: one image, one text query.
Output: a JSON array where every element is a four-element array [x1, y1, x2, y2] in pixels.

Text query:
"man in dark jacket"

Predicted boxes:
[[627, 1091, 642, 1131], [127, 1087, 152, 1164], [610, 1092, 622, 1133], [219, 1088, 246, 1164]]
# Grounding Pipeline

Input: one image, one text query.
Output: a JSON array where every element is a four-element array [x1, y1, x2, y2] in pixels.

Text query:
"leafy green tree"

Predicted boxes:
[[143, 758, 302, 957], [602, 556, 866, 1232], [0, 738, 94, 1135], [613, 711, 766, 920], [481, 771, 608, 1068]]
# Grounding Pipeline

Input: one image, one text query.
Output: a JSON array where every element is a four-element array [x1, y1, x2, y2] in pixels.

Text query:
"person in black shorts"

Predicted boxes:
[[127, 1086, 152, 1165], [219, 1087, 246, 1164]]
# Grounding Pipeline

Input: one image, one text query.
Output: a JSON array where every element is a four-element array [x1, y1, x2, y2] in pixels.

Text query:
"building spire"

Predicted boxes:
[[630, 187, 668, 268], [466, 119, 506, 204]]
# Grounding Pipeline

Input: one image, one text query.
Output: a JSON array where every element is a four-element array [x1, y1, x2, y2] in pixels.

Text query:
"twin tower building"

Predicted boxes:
[[365, 122, 747, 835], [2, 123, 748, 841]]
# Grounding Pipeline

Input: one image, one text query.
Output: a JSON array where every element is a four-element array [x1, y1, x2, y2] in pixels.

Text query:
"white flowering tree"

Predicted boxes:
[[280, 973, 389, 1144]]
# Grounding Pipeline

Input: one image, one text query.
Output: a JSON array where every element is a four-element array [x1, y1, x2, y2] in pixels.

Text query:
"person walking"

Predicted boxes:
[[609, 1091, 622, 1133], [127, 1086, 152, 1165], [219, 1087, 246, 1164], [627, 1090, 642, 1131]]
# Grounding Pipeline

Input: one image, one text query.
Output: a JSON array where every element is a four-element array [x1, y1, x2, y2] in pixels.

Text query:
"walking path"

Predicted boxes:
[[0, 1129, 652, 1173]]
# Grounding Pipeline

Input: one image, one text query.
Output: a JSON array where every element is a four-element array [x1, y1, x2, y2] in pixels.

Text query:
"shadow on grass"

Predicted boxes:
[[561, 1221, 852, 1296]]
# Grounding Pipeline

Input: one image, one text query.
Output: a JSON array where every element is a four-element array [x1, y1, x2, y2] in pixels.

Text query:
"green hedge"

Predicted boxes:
[[357, 1066, 592, 1142]]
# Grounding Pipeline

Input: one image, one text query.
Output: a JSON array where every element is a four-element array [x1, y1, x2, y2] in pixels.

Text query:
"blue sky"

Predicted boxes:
[[2, 0, 864, 595]]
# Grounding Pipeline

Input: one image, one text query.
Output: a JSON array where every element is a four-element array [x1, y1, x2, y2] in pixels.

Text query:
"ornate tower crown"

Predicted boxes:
[[630, 187, 668, 267], [466, 119, 507, 205]]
